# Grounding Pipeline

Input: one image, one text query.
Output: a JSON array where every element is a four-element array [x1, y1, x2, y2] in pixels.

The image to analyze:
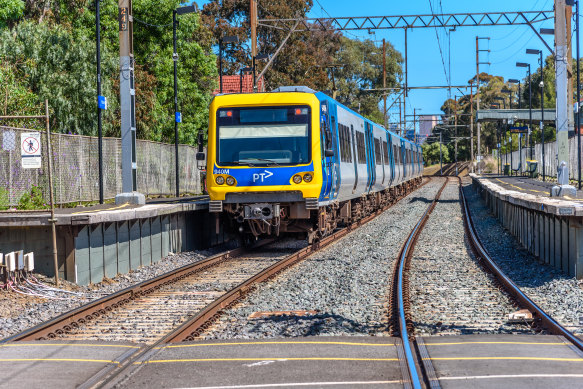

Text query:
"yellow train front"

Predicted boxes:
[[206, 86, 423, 242]]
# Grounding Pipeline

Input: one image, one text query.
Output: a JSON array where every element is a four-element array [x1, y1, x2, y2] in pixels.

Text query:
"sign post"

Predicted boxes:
[[20, 132, 41, 169]]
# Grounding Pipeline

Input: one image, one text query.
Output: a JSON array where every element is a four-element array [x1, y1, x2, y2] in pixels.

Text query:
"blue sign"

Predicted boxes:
[[175, 112, 182, 123], [98, 95, 107, 110]]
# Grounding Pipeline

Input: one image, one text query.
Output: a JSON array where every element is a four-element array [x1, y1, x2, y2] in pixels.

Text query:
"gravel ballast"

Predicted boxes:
[[0, 246, 234, 340], [464, 183, 583, 335], [409, 180, 534, 336], [202, 179, 445, 339]]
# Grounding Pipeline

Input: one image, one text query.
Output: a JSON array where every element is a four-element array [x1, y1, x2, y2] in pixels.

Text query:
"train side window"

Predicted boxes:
[[374, 138, 381, 165], [383, 141, 389, 165], [356, 132, 366, 164]]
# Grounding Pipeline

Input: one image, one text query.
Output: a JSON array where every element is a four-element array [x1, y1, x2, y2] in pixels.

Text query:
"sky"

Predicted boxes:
[[198, 0, 565, 131]]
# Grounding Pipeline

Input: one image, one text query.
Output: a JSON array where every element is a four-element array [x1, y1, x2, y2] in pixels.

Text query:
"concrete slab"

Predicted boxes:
[[420, 334, 583, 389], [121, 336, 404, 389], [0, 341, 140, 389]]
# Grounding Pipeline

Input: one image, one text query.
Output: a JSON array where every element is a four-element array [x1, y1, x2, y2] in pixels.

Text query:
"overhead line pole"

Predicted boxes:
[[383, 38, 387, 129]]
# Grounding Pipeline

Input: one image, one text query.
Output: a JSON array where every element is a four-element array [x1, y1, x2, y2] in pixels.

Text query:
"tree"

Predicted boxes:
[[202, 0, 341, 91], [0, 0, 24, 28], [333, 37, 402, 123], [0, 20, 118, 135], [422, 141, 449, 165]]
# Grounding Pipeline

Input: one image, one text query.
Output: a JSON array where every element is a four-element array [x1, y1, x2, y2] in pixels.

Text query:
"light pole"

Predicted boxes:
[[219, 35, 239, 94], [516, 62, 532, 161], [252, 53, 269, 92], [95, 0, 104, 204], [567, 0, 581, 189], [527, 48, 545, 181], [508, 78, 522, 171], [502, 88, 512, 173], [173, 4, 198, 197]]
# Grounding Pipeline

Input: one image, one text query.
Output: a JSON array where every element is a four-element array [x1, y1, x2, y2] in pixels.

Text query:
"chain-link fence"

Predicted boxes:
[[0, 126, 205, 206], [501, 136, 582, 180]]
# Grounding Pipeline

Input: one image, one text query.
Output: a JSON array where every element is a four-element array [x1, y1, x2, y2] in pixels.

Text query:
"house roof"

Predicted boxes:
[[213, 74, 265, 95]]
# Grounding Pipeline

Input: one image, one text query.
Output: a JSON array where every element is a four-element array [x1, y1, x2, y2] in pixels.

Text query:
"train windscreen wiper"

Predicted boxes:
[[242, 158, 282, 166]]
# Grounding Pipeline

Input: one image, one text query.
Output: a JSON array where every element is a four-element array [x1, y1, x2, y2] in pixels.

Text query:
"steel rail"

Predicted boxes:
[[394, 177, 449, 389], [96, 178, 425, 388], [458, 178, 583, 352], [2, 242, 271, 342]]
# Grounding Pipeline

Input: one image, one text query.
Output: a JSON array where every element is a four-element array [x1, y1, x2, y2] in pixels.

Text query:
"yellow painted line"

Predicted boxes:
[[164, 341, 396, 349], [495, 178, 523, 191], [0, 343, 139, 349], [70, 203, 130, 215], [0, 358, 118, 363], [426, 357, 583, 362], [426, 341, 566, 346], [139, 357, 399, 364]]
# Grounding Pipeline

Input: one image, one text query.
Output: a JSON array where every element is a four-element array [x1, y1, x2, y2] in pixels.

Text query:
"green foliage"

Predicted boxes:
[[0, 61, 38, 121], [0, 0, 24, 29], [202, 0, 341, 92], [422, 142, 449, 165], [0, 20, 118, 136], [0, 186, 8, 210], [17, 186, 47, 210], [333, 37, 402, 122]]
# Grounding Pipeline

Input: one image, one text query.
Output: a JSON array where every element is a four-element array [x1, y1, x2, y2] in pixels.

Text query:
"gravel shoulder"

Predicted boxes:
[[201, 178, 446, 340], [463, 183, 583, 335], [0, 244, 238, 340], [409, 179, 533, 336]]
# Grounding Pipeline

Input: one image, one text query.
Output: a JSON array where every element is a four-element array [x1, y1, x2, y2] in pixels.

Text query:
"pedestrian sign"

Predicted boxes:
[[21, 132, 41, 169]]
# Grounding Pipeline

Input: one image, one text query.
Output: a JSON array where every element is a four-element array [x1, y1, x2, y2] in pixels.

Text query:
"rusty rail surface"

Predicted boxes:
[[2, 242, 272, 342], [458, 177, 583, 352], [391, 177, 449, 389]]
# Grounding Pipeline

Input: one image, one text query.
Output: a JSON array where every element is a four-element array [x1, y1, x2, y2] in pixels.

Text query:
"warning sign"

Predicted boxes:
[[21, 132, 41, 169]]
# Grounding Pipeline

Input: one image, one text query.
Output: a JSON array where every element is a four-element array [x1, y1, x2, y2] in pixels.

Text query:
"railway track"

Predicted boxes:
[[390, 175, 583, 388], [4, 179, 425, 387]]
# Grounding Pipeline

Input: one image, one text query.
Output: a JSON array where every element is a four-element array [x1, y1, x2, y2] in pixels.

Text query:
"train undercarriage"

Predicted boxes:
[[221, 178, 423, 244]]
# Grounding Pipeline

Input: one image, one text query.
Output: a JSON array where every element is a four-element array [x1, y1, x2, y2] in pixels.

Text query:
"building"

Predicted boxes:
[[418, 115, 438, 143], [212, 74, 265, 95]]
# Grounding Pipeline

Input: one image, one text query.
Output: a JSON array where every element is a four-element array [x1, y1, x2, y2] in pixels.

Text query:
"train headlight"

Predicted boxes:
[[303, 173, 313, 183], [292, 175, 302, 184], [226, 176, 235, 186], [215, 176, 225, 185]]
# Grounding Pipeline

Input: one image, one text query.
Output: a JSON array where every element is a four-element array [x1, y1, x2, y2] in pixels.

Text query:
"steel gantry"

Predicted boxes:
[[257, 10, 554, 32]]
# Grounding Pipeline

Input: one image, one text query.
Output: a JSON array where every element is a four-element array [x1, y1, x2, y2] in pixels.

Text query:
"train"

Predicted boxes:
[[206, 86, 423, 243]]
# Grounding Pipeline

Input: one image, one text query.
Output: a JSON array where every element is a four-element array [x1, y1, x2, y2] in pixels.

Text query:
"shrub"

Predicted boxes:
[[17, 186, 48, 210]]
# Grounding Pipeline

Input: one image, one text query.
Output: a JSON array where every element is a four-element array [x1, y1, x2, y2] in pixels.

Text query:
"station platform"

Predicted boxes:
[[0, 194, 209, 227], [479, 174, 583, 202], [2, 335, 582, 388], [470, 174, 583, 279]]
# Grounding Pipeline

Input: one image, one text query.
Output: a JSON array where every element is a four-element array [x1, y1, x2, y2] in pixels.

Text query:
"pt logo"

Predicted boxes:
[[252, 170, 273, 183]]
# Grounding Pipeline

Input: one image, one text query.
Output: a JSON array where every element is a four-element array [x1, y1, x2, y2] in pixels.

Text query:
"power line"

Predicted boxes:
[[428, 0, 449, 86]]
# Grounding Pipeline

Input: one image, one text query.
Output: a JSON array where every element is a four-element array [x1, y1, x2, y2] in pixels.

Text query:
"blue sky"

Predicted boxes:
[[199, 0, 563, 130]]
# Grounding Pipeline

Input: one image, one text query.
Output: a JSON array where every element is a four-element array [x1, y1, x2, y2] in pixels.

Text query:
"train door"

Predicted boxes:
[[401, 140, 406, 179], [379, 135, 386, 185], [319, 101, 333, 201], [387, 133, 395, 186], [330, 109, 341, 199], [365, 122, 375, 192], [351, 125, 358, 193]]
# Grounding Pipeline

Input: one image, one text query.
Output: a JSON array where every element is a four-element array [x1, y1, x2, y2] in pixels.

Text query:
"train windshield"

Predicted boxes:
[[216, 106, 311, 166]]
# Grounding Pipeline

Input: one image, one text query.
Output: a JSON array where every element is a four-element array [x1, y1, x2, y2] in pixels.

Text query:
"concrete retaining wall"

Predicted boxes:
[[0, 208, 229, 285], [471, 175, 583, 279]]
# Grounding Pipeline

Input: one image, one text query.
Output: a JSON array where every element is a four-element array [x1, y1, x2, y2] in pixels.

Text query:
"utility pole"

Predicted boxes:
[[404, 29, 408, 136], [116, 0, 143, 204], [383, 39, 387, 129], [470, 82, 474, 172], [439, 131, 443, 175], [476, 37, 480, 172], [250, 0, 258, 91], [399, 97, 403, 134], [552, 0, 577, 195], [173, 10, 179, 197], [455, 96, 458, 175], [475, 36, 490, 173]]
